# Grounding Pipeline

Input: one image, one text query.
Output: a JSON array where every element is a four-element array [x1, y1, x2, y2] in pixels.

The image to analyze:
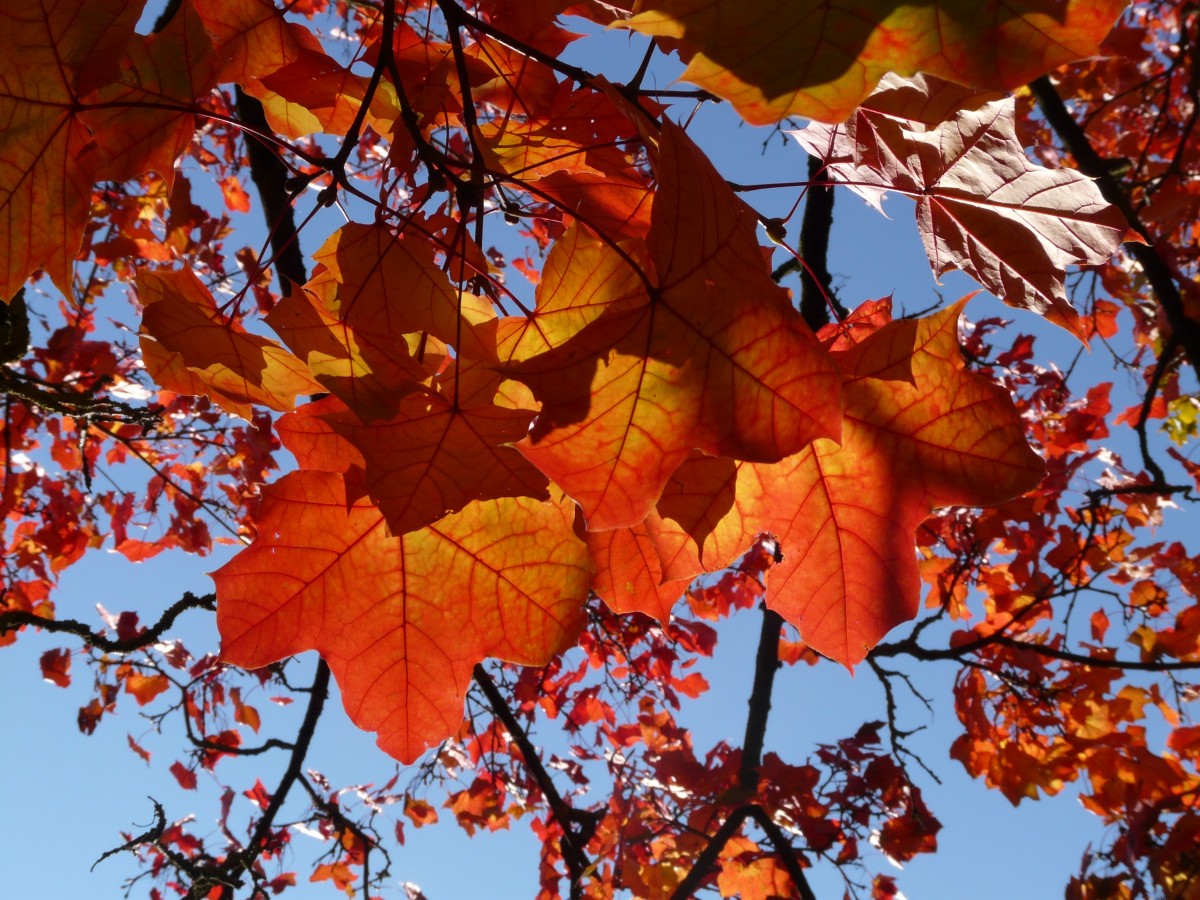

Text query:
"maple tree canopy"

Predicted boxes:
[[3, 0, 1200, 898]]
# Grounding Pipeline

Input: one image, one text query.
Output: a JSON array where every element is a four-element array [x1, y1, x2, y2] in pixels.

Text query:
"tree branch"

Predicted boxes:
[[224, 660, 331, 892], [473, 664, 595, 898], [739, 604, 783, 791], [235, 88, 309, 292], [437, 0, 593, 86], [0, 592, 215, 653], [746, 806, 819, 900], [797, 156, 841, 326], [873, 628, 1200, 672], [667, 806, 753, 900], [1029, 75, 1200, 374]]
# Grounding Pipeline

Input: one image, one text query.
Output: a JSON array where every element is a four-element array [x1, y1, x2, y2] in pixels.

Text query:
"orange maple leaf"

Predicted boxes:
[[255, 47, 399, 138], [267, 222, 495, 421], [624, 0, 1129, 123], [193, 0, 315, 86], [138, 268, 323, 418], [510, 121, 842, 530], [215, 473, 592, 763], [476, 83, 654, 242], [82, 0, 220, 186], [658, 300, 1045, 666], [0, 0, 221, 300], [587, 514, 694, 622], [497, 223, 648, 363], [287, 362, 550, 536]]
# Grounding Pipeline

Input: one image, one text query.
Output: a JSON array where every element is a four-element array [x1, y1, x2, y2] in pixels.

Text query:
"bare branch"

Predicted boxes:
[[0, 592, 215, 654]]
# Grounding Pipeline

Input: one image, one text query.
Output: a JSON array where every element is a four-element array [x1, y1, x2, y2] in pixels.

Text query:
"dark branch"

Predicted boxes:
[[746, 806, 819, 900], [437, 0, 593, 86], [151, 0, 183, 34], [797, 156, 841, 326], [473, 664, 595, 898], [739, 604, 784, 791], [93, 798, 168, 872], [988, 634, 1200, 672], [668, 807, 753, 900], [235, 88, 309, 291], [1029, 76, 1200, 374], [0, 592, 215, 653], [227, 660, 331, 886], [873, 628, 1200, 672]]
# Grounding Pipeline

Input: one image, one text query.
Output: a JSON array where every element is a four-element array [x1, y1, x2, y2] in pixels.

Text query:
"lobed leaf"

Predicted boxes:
[[300, 381, 550, 537], [83, 0, 220, 186], [215, 472, 591, 763], [267, 222, 494, 420], [0, 0, 140, 299], [659, 301, 1045, 666], [138, 268, 322, 418], [792, 75, 1130, 337], [624, 0, 1128, 124], [512, 121, 841, 529]]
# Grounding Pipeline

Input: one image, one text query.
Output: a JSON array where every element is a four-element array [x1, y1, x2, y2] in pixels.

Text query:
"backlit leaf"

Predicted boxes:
[[792, 75, 1130, 337], [662, 301, 1045, 666], [497, 223, 648, 363], [512, 121, 841, 529], [302, 380, 550, 537], [587, 515, 695, 622], [0, 0, 140, 298], [138, 268, 323, 418], [193, 0, 313, 86], [267, 222, 494, 421], [215, 472, 591, 762], [624, 0, 1128, 123], [83, 0, 220, 185], [40, 648, 71, 688]]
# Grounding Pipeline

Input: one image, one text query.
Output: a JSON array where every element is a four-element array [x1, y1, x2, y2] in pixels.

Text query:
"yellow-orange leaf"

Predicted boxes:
[[138, 268, 322, 418], [587, 514, 695, 622], [497, 223, 648, 363], [306, 387, 549, 536], [124, 672, 170, 706], [476, 82, 654, 241], [512, 122, 841, 530], [214, 473, 591, 762], [662, 301, 1045, 666], [624, 0, 1128, 124], [193, 0, 315, 86], [268, 222, 494, 421], [255, 48, 399, 138]]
